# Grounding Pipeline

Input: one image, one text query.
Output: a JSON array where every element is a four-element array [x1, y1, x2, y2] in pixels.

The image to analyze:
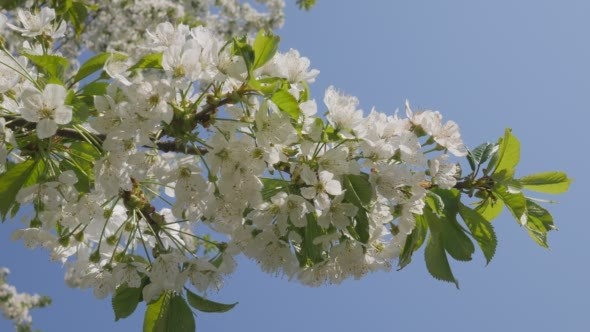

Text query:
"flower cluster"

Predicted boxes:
[[1, 0, 285, 58], [0, 268, 50, 331], [0, 4, 469, 304], [1, 3, 569, 331]]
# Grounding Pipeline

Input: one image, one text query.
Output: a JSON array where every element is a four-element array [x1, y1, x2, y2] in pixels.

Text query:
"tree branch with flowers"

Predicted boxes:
[[0, 1, 571, 331]]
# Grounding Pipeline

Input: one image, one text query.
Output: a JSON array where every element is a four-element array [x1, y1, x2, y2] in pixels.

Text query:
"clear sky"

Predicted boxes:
[[2, 1, 589, 331]]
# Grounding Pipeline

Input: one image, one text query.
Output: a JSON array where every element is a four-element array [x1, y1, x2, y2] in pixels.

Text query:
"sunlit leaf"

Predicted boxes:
[[520, 171, 572, 194], [490, 128, 520, 181], [186, 288, 237, 313], [459, 203, 497, 264], [73, 52, 110, 84], [270, 89, 301, 120], [0, 159, 45, 221], [112, 283, 142, 321], [252, 30, 280, 70]]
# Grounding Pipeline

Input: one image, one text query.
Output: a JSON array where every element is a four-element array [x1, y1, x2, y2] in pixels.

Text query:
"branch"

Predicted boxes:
[[2, 115, 209, 155]]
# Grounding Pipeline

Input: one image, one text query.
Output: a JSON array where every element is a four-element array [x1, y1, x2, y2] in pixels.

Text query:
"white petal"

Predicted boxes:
[[53, 105, 72, 124], [315, 193, 331, 210], [43, 84, 67, 108], [300, 186, 316, 200], [324, 179, 342, 196], [300, 165, 317, 185], [37, 118, 57, 138]]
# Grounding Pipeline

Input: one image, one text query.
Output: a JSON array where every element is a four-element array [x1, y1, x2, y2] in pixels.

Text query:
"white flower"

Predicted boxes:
[[429, 155, 458, 189], [317, 195, 358, 229], [0, 54, 26, 93], [7, 7, 65, 39], [324, 86, 365, 138], [19, 84, 72, 139], [267, 49, 319, 83], [300, 166, 342, 210]]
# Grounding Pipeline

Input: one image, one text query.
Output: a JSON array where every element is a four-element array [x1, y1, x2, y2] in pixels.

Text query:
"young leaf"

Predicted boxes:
[[62, 141, 100, 192], [342, 174, 373, 208], [431, 188, 460, 216], [164, 295, 195, 332], [474, 198, 504, 222], [425, 192, 445, 217], [143, 292, 171, 332], [66, 1, 89, 37], [524, 199, 555, 248], [423, 208, 458, 288], [398, 214, 428, 270], [440, 214, 475, 262], [297, 0, 316, 10], [467, 142, 495, 171], [490, 128, 520, 181], [186, 288, 237, 313], [260, 178, 291, 200], [424, 230, 458, 288], [233, 36, 255, 75], [144, 292, 195, 332], [0, 159, 45, 221], [270, 89, 301, 120], [458, 203, 497, 264], [252, 30, 280, 70], [519, 171, 572, 194], [302, 213, 325, 263], [129, 53, 163, 71], [494, 185, 527, 225], [353, 209, 370, 245], [78, 81, 109, 100], [23, 54, 69, 82], [112, 284, 142, 321], [73, 52, 110, 84]]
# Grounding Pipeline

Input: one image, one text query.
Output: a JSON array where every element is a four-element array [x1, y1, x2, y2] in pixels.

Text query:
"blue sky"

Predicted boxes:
[[2, 1, 589, 331]]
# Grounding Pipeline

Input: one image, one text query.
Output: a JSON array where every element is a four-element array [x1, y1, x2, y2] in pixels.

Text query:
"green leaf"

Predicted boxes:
[[186, 288, 237, 313], [73, 53, 110, 84], [296, 0, 317, 10], [490, 128, 520, 181], [270, 90, 301, 120], [398, 213, 428, 270], [431, 188, 460, 216], [302, 213, 325, 263], [260, 178, 290, 201], [112, 283, 142, 321], [519, 171, 572, 194], [23, 54, 69, 82], [64, 141, 100, 193], [232, 36, 255, 75], [129, 53, 163, 71], [249, 77, 285, 95], [440, 214, 475, 262], [425, 192, 445, 217], [354, 209, 370, 245], [0, 159, 45, 221], [252, 30, 280, 70], [426, 189, 474, 261], [66, 1, 89, 37], [143, 292, 171, 332], [163, 295, 195, 332], [78, 81, 108, 101], [524, 200, 555, 248], [144, 293, 194, 332], [0, 0, 28, 10], [474, 198, 504, 222], [458, 203, 497, 264], [467, 142, 497, 171], [424, 208, 458, 288], [494, 185, 527, 225], [342, 174, 373, 208]]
